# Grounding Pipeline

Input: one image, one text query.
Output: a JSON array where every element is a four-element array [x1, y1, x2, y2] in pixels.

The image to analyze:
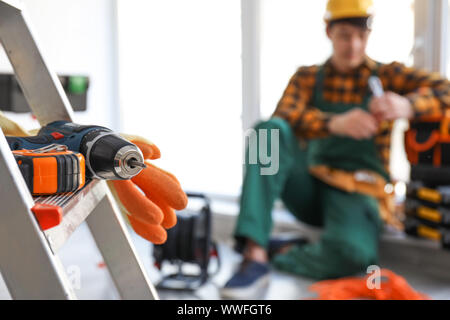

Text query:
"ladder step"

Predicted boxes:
[[37, 180, 106, 253]]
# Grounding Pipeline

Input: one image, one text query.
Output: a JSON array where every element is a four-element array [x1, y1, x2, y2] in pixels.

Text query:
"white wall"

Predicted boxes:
[[448, 0, 450, 77], [117, 0, 243, 196], [0, 0, 119, 131]]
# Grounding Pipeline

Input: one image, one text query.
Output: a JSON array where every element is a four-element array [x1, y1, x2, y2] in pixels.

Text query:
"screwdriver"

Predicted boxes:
[[368, 76, 384, 98]]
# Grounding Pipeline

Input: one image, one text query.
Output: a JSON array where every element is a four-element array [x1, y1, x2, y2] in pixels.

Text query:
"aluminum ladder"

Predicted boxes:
[[0, 0, 158, 299]]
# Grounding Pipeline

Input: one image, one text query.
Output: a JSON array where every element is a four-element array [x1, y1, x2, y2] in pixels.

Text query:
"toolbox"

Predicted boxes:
[[404, 216, 450, 250], [405, 197, 450, 227], [410, 164, 450, 186], [406, 180, 450, 206]]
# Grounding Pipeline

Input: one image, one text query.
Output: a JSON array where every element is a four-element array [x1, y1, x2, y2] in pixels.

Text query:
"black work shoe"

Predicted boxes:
[[220, 260, 270, 299]]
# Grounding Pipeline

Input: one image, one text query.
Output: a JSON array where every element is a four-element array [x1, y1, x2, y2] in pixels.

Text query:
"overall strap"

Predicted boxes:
[[313, 61, 382, 107], [362, 61, 382, 106], [313, 64, 326, 105]]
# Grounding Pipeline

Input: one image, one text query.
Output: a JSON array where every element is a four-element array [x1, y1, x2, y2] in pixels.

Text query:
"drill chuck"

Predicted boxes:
[[81, 130, 145, 180], [114, 144, 146, 179]]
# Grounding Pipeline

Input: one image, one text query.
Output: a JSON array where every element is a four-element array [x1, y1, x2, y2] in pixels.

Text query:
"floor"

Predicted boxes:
[[1, 221, 449, 300]]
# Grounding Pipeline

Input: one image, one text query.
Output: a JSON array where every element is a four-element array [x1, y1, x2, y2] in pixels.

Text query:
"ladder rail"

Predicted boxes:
[[0, 131, 76, 299], [0, 0, 74, 125], [86, 190, 159, 300]]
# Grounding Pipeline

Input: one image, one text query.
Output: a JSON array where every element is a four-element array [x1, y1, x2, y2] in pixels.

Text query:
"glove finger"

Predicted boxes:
[[161, 205, 177, 229], [145, 161, 181, 185], [112, 180, 163, 225], [108, 180, 176, 230], [150, 198, 177, 229], [107, 180, 132, 216], [132, 164, 188, 210], [131, 140, 161, 160], [133, 181, 178, 229], [127, 215, 167, 244]]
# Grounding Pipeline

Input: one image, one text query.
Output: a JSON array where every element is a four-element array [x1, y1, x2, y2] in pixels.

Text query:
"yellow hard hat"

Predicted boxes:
[[324, 0, 374, 21]]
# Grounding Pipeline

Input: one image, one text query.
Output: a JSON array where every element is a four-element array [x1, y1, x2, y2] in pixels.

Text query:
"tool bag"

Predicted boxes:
[[405, 113, 450, 167]]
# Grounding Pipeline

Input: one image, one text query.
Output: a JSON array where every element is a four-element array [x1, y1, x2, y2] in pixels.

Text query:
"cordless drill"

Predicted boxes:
[[6, 120, 146, 180]]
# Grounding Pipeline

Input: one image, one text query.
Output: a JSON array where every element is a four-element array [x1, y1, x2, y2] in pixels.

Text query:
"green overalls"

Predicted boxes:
[[234, 64, 387, 280]]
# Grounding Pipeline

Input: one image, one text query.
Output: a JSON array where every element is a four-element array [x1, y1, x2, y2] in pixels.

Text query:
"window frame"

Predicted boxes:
[[413, 0, 449, 74]]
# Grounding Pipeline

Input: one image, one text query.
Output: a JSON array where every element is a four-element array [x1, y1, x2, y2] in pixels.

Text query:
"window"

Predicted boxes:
[[260, 0, 330, 119], [117, 0, 243, 196], [367, 0, 415, 65], [448, 0, 450, 76]]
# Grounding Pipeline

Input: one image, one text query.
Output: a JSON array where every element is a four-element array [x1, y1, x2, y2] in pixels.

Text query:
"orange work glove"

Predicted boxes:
[[108, 135, 188, 244], [308, 269, 429, 300]]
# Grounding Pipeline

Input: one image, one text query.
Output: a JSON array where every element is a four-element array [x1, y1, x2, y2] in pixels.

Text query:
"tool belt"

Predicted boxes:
[[405, 112, 450, 168], [309, 165, 401, 230]]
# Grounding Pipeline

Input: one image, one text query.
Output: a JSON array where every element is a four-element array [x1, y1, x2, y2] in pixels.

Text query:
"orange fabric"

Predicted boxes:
[[131, 140, 161, 160], [160, 206, 177, 229], [111, 180, 163, 225], [109, 137, 188, 244], [131, 176, 178, 229], [131, 162, 185, 229], [309, 269, 429, 300], [132, 162, 188, 211], [149, 196, 177, 229], [127, 214, 167, 244]]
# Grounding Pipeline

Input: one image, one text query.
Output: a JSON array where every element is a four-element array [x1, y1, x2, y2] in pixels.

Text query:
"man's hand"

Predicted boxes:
[[328, 108, 378, 140], [369, 91, 414, 122]]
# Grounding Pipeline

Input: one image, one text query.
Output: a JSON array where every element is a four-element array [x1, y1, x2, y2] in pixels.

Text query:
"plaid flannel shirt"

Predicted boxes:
[[273, 57, 450, 175]]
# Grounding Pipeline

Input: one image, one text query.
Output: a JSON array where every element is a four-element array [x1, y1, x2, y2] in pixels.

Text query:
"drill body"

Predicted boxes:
[[7, 121, 145, 180]]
